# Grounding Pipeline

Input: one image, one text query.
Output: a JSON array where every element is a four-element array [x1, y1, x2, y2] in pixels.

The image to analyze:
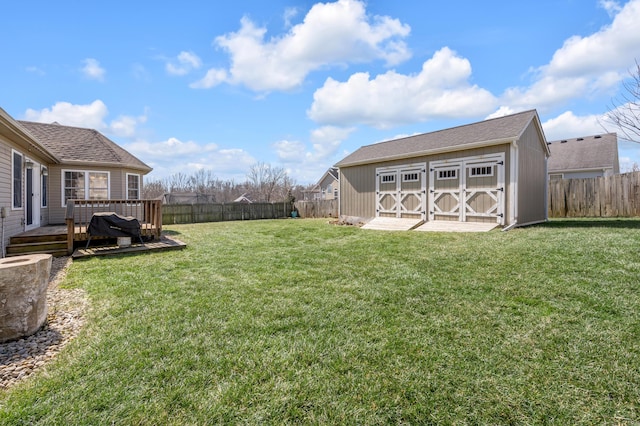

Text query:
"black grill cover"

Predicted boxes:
[[88, 212, 141, 238]]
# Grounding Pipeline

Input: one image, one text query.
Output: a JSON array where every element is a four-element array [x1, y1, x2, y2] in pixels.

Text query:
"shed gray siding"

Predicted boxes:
[[516, 121, 548, 225], [340, 144, 511, 221]]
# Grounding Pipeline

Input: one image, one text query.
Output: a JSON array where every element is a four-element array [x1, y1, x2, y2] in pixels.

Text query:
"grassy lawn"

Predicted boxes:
[[1, 218, 640, 424]]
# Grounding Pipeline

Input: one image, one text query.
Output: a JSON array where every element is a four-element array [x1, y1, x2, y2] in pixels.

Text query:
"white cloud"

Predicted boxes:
[[499, 0, 640, 112], [126, 138, 256, 181], [189, 68, 228, 89], [26, 66, 45, 76], [283, 7, 299, 28], [599, 0, 623, 18], [308, 47, 498, 127], [23, 100, 147, 139], [109, 110, 148, 138], [192, 0, 411, 92], [81, 58, 106, 82], [24, 100, 109, 129], [541, 110, 606, 141], [166, 51, 202, 76], [273, 139, 307, 162]]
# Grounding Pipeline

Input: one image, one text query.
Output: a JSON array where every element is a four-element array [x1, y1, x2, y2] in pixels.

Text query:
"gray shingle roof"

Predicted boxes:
[[17, 120, 151, 173], [547, 133, 619, 173], [335, 110, 541, 167]]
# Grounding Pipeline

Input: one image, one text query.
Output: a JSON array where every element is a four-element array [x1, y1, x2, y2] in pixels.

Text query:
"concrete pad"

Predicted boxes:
[[414, 221, 499, 233], [361, 217, 423, 231]]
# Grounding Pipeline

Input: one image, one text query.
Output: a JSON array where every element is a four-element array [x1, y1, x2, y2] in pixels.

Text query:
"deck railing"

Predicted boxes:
[[65, 199, 162, 254]]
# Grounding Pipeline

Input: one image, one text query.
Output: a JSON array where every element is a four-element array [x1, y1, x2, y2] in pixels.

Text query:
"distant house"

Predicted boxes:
[[547, 133, 619, 179], [303, 167, 339, 201], [233, 193, 253, 204], [1, 107, 152, 251], [335, 110, 550, 230]]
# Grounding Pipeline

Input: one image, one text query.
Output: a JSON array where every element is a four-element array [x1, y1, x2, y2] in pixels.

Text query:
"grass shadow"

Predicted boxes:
[[538, 218, 640, 230]]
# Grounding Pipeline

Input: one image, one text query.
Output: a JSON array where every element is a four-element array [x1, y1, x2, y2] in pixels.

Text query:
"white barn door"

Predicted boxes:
[[429, 154, 505, 225], [376, 163, 426, 221]]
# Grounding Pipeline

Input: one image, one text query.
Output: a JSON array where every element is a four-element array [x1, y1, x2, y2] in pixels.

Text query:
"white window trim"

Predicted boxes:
[[61, 169, 111, 207], [402, 171, 420, 182], [380, 173, 396, 184], [468, 164, 494, 178], [126, 173, 141, 200], [11, 150, 23, 210], [437, 168, 458, 180], [41, 166, 48, 208]]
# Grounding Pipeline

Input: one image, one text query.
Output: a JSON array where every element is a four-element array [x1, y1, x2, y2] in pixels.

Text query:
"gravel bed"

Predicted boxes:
[[0, 257, 88, 390]]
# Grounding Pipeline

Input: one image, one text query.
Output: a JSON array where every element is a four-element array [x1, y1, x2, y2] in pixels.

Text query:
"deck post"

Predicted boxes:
[[65, 202, 75, 255]]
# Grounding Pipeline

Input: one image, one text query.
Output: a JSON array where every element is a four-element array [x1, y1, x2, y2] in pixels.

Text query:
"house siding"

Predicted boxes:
[[0, 134, 54, 250], [46, 165, 142, 224], [516, 121, 548, 225], [340, 145, 511, 221]]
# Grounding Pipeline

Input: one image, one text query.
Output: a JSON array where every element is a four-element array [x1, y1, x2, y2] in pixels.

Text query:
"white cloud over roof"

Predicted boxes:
[[307, 47, 498, 128]]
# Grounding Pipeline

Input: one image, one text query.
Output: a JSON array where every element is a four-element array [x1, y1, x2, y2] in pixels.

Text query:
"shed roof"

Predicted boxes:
[[547, 133, 619, 173], [335, 110, 545, 167], [18, 120, 152, 173]]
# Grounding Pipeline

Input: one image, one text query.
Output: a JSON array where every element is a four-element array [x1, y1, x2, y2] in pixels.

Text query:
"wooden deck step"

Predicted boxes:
[[5, 241, 68, 257]]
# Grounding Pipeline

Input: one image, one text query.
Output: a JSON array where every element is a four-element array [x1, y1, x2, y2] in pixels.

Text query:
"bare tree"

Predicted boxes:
[[164, 172, 191, 192], [189, 169, 217, 197], [604, 61, 640, 143], [142, 179, 166, 199], [246, 162, 289, 202]]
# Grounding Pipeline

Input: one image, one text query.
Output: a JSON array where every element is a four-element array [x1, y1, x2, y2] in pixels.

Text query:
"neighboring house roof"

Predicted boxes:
[[233, 193, 253, 203], [18, 120, 152, 173], [547, 133, 619, 174], [325, 166, 339, 181], [335, 110, 547, 167]]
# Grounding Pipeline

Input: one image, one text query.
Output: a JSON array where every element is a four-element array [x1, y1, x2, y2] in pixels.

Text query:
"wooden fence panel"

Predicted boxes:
[[296, 200, 339, 218], [162, 202, 293, 225], [548, 171, 640, 218]]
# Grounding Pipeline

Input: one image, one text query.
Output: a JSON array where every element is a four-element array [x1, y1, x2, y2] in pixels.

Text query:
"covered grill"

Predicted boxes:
[[86, 212, 143, 248]]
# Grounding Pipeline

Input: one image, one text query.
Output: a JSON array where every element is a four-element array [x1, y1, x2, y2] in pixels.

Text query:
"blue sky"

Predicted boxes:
[[2, 0, 640, 184]]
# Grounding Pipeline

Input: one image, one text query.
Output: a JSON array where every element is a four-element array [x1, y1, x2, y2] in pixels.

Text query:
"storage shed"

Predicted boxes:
[[335, 110, 550, 230]]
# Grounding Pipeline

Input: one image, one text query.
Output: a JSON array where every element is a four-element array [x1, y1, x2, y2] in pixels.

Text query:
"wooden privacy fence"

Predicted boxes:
[[296, 200, 339, 218], [163, 202, 293, 225], [548, 171, 640, 218]]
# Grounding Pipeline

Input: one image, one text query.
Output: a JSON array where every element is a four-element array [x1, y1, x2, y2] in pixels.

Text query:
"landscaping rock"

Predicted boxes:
[[0, 257, 88, 390]]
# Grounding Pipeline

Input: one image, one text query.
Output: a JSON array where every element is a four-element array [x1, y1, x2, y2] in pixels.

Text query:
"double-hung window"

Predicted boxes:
[[12, 151, 23, 209], [63, 170, 110, 205], [127, 174, 140, 200]]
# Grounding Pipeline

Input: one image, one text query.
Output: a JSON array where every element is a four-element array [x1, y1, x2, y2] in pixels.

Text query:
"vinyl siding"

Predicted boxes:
[[516, 121, 548, 225], [47, 166, 138, 224], [0, 135, 54, 248]]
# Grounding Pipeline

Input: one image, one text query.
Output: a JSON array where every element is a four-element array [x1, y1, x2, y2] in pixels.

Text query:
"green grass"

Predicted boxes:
[[1, 218, 640, 424]]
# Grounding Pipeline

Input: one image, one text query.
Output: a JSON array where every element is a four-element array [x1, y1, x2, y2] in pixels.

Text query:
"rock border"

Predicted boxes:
[[0, 257, 88, 390]]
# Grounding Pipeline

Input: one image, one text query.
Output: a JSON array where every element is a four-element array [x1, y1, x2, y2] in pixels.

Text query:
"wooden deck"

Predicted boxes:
[[72, 236, 186, 259], [8, 224, 170, 258]]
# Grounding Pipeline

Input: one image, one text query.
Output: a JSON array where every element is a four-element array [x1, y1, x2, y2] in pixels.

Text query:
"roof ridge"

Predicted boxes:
[[359, 109, 537, 149]]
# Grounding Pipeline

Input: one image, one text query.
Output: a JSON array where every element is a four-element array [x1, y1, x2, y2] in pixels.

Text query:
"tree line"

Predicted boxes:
[[142, 162, 311, 203]]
